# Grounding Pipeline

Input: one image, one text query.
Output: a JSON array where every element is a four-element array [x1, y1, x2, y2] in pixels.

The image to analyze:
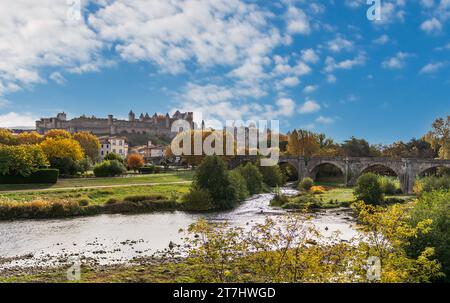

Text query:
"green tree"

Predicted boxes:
[[354, 173, 384, 205], [237, 162, 263, 195], [228, 170, 250, 201], [193, 155, 234, 209], [258, 165, 284, 187]]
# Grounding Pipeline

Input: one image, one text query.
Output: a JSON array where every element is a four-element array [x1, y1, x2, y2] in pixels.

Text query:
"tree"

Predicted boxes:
[[237, 162, 263, 195], [259, 165, 284, 187], [128, 154, 145, 172], [73, 132, 101, 162], [17, 131, 43, 145], [44, 129, 73, 140], [341, 137, 379, 157], [287, 129, 320, 157], [0, 128, 17, 145], [424, 116, 450, 159], [193, 155, 235, 209], [40, 138, 84, 175], [0, 145, 48, 176], [354, 173, 384, 205]]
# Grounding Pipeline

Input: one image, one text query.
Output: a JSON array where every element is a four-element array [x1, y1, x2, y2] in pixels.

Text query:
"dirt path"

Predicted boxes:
[[0, 181, 192, 194]]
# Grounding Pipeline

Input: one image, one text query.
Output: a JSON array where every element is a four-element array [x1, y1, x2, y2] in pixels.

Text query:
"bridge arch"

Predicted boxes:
[[418, 164, 450, 177], [308, 162, 346, 184], [355, 163, 404, 193]]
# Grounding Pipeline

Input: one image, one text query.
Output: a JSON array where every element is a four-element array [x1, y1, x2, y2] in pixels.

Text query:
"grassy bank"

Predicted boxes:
[[0, 172, 193, 220], [0, 171, 194, 192]]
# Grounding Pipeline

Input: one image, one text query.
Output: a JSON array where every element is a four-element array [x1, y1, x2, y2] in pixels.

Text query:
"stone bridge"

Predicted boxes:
[[229, 156, 450, 194]]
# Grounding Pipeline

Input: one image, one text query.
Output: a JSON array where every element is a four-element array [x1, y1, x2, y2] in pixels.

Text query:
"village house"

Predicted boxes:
[[99, 136, 129, 160]]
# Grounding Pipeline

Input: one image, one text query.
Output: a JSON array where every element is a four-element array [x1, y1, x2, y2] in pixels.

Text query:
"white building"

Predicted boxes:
[[99, 136, 129, 160], [128, 140, 165, 158]]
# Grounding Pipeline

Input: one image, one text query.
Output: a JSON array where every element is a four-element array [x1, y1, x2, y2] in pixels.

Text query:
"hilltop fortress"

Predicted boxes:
[[36, 110, 194, 138]]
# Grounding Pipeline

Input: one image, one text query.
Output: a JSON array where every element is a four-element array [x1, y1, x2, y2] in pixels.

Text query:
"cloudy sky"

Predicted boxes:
[[0, 0, 449, 143]]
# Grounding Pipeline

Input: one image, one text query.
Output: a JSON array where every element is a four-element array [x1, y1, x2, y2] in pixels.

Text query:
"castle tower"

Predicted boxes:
[[56, 112, 67, 121], [128, 110, 135, 122]]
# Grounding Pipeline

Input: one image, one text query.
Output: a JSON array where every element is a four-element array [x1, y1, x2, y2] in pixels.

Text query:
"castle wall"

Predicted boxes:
[[36, 112, 194, 138]]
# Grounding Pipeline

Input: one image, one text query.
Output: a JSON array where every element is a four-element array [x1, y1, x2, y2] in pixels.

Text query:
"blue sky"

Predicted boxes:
[[0, 0, 449, 144]]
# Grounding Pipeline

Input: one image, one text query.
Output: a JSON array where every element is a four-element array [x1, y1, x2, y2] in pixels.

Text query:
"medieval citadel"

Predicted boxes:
[[36, 111, 194, 138]]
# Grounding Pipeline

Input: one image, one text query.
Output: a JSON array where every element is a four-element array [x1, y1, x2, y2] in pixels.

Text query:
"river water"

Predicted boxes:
[[0, 188, 358, 269]]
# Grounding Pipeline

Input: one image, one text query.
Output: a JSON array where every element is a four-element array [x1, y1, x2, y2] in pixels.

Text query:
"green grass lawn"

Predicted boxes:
[[314, 186, 415, 208], [0, 171, 194, 206], [0, 171, 194, 192], [0, 183, 192, 206]]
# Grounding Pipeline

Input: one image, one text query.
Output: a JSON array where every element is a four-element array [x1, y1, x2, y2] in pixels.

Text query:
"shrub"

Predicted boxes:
[[78, 199, 90, 207], [310, 185, 326, 194], [128, 154, 145, 172], [259, 165, 284, 187], [237, 163, 263, 195], [354, 173, 384, 205], [105, 198, 119, 205], [282, 195, 321, 210], [123, 195, 167, 202], [414, 176, 450, 194], [75, 158, 93, 175], [407, 191, 450, 282], [181, 188, 215, 211], [0, 169, 59, 184], [93, 160, 127, 177], [270, 188, 289, 207], [139, 165, 155, 174], [378, 176, 400, 195], [228, 170, 250, 202], [298, 177, 314, 191], [104, 152, 124, 162]]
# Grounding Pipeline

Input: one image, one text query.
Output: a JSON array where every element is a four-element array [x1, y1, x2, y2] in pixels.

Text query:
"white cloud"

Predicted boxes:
[[303, 85, 318, 94], [286, 6, 311, 35], [90, 0, 283, 76], [327, 36, 354, 53], [0, 1, 103, 96], [324, 53, 366, 73], [49, 72, 66, 85], [420, 62, 447, 74], [315, 116, 335, 124], [299, 100, 321, 114], [420, 18, 443, 34], [0, 112, 37, 128], [301, 49, 319, 64], [373, 34, 390, 45], [381, 52, 414, 70]]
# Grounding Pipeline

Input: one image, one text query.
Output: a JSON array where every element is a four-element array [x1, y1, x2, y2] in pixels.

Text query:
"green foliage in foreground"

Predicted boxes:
[[354, 173, 384, 205], [407, 190, 450, 282]]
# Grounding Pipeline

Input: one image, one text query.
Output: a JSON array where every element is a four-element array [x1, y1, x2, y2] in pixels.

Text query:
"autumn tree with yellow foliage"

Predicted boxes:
[[73, 131, 101, 162], [17, 131, 44, 145]]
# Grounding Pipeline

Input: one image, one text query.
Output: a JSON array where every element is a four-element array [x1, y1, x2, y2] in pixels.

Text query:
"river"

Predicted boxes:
[[0, 187, 358, 269]]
